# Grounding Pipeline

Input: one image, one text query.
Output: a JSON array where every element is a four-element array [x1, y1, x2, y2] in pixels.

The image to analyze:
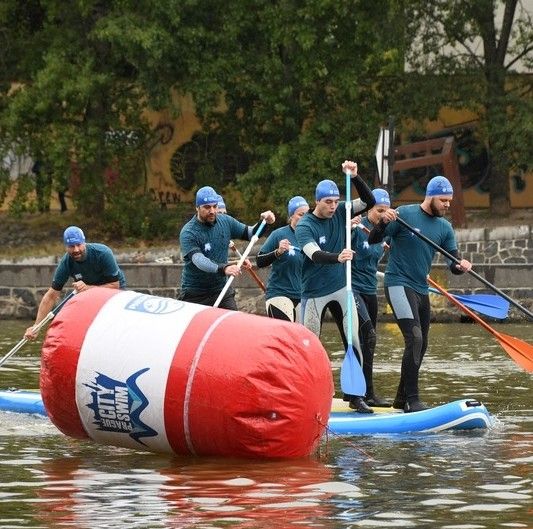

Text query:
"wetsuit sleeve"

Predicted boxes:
[[350, 175, 376, 215], [367, 220, 388, 244], [256, 251, 277, 267], [311, 250, 340, 264], [300, 241, 340, 264], [191, 251, 227, 275], [448, 249, 466, 275]]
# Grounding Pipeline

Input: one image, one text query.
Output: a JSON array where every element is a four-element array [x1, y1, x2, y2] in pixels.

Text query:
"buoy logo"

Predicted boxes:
[[124, 294, 185, 314], [84, 369, 157, 445]]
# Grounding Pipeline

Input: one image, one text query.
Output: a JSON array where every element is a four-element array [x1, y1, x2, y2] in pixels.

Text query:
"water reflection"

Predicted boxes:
[[3, 443, 345, 529]]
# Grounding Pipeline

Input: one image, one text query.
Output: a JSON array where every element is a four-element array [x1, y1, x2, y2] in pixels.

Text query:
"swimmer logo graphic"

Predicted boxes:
[[125, 294, 185, 315], [84, 369, 157, 445]]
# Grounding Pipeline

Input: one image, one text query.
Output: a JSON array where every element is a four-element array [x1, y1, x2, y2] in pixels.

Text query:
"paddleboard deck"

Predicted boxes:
[[0, 390, 492, 434]]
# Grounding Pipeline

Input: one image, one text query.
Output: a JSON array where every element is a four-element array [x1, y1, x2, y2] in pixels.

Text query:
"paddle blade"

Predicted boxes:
[[340, 346, 366, 396], [498, 332, 533, 373], [429, 288, 510, 319], [453, 293, 510, 319]]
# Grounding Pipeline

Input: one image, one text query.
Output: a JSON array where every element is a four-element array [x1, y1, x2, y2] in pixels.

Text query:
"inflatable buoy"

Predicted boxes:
[[40, 288, 333, 458]]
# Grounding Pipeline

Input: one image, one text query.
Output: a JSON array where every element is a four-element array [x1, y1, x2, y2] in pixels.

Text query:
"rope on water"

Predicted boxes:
[[315, 414, 376, 462]]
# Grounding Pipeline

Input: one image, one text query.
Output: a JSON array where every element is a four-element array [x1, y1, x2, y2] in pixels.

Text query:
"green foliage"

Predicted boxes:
[[8, 175, 37, 218], [0, 169, 11, 209], [1, 0, 530, 226], [402, 0, 533, 213]]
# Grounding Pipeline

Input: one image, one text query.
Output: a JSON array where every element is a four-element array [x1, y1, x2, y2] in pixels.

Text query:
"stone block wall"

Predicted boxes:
[[0, 224, 531, 322]]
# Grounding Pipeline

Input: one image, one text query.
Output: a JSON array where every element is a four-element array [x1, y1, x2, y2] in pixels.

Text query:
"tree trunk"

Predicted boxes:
[[76, 95, 110, 217]]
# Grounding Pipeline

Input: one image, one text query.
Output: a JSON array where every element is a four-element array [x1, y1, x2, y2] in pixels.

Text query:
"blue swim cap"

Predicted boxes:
[[63, 226, 85, 246], [426, 176, 453, 197], [216, 194, 226, 210], [196, 186, 219, 206], [372, 188, 391, 206], [287, 196, 309, 217], [315, 179, 340, 201]]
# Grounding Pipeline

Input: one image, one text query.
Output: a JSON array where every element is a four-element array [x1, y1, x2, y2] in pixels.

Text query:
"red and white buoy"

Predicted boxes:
[[40, 288, 333, 458]]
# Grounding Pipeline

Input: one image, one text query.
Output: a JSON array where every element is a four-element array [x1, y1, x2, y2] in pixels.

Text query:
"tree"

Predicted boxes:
[[0, 0, 177, 217], [403, 0, 533, 214]]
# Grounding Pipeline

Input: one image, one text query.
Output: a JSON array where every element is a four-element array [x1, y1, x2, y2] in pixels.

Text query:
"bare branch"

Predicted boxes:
[[505, 44, 533, 69], [497, 0, 519, 66]]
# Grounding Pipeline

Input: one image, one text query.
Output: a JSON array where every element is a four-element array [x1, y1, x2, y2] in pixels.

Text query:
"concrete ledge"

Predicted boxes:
[[455, 228, 486, 242], [487, 225, 530, 241]]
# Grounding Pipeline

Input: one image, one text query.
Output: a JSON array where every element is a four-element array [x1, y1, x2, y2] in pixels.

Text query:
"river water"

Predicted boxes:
[[0, 319, 531, 528]]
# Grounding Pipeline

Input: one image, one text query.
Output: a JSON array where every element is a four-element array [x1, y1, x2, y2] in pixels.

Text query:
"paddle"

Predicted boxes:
[[0, 290, 75, 368], [428, 279, 533, 372], [357, 224, 509, 319], [214, 219, 267, 308], [340, 170, 367, 397], [428, 288, 509, 319], [229, 240, 266, 292], [394, 216, 533, 321]]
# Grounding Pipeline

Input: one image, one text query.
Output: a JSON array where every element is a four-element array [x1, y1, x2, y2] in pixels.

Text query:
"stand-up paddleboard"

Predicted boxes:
[[0, 389, 46, 416], [1, 391, 493, 433], [329, 398, 493, 433]]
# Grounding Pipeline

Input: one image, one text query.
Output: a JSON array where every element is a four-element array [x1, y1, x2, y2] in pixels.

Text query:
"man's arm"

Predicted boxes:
[[24, 287, 61, 340], [72, 279, 120, 292], [368, 209, 397, 244], [302, 241, 353, 264], [350, 174, 375, 215], [341, 160, 375, 215]]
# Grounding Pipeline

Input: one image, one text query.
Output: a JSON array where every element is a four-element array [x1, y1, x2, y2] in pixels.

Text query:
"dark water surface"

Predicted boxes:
[[0, 319, 531, 528]]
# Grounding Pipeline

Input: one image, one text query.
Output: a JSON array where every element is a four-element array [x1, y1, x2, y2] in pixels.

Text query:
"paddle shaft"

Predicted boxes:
[[229, 241, 266, 292], [395, 216, 533, 320], [214, 220, 267, 308], [345, 201, 353, 347], [0, 290, 75, 368], [339, 169, 366, 396], [357, 223, 509, 318]]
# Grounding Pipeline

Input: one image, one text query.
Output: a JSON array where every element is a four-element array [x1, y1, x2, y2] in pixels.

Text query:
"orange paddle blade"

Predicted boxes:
[[498, 332, 533, 373]]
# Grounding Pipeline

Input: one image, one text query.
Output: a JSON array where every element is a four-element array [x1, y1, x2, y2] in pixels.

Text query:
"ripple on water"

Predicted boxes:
[[451, 503, 521, 512]]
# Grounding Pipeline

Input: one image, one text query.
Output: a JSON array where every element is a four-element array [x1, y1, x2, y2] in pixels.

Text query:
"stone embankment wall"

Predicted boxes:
[[0, 225, 531, 322]]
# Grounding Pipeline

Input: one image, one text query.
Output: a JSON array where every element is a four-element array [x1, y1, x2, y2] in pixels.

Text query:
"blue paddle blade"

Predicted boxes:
[[429, 288, 509, 319], [340, 346, 366, 396], [452, 293, 509, 319]]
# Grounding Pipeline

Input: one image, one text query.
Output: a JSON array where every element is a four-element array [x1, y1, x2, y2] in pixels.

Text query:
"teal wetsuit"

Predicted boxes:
[[295, 176, 375, 404], [352, 217, 387, 297], [52, 243, 126, 290], [368, 204, 463, 410], [179, 214, 250, 309], [257, 225, 303, 322], [351, 217, 388, 401]]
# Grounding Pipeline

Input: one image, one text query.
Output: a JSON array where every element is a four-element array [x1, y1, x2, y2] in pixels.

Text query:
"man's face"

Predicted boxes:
[[429, 195, 453, 217], [368, 204, 389, 224], [290, 205, 309, 227], [66, 243, 86, 261], [197, 203, 218, 223], [314, 197, 339, 219]]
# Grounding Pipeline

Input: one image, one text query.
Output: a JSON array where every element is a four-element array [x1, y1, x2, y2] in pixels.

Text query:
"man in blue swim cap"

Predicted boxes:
[[368, 176, 471, 413], [25, 226, 126, 341], [295, 160, 377, 414], [179, 186, 276, 310]]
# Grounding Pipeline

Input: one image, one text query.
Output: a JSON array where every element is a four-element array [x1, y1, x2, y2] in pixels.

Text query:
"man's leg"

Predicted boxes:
[[266, 296, 297, 322], [385, 286, 429, 412], [328, 291, 373, 414]]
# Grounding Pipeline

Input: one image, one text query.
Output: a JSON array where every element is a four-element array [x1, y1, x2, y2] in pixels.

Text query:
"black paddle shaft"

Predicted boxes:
[[395, 216, 533, 320]]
